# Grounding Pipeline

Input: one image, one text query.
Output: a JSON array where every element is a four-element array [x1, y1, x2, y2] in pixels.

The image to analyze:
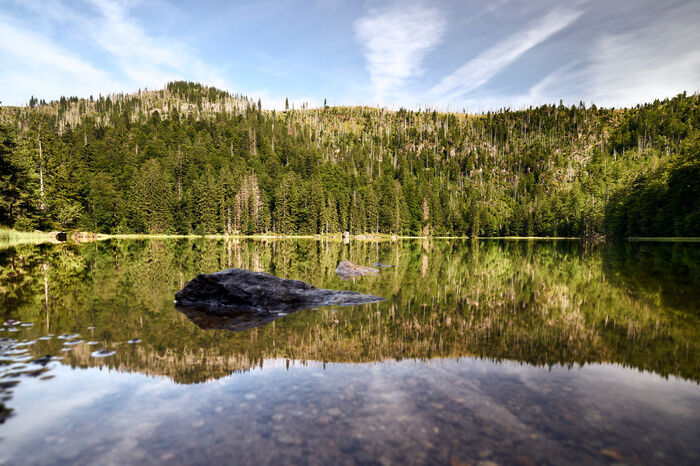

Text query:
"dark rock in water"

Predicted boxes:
[[335, 261, 379, 279], [174, 268, 384, 331], [373, 262, 395, 268]]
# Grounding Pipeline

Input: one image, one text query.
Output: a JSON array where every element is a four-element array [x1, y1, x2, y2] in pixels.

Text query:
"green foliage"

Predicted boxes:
[[605, 135, 700, 237], [0, 124, 38, 229], [0, 83, 697, 237]]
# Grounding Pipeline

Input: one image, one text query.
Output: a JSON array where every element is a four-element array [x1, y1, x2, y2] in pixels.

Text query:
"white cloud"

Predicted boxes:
[[453, 62, 582, 113], [0, 0, 229, 104], [251, 89, 321, 111], [585, 4, 700, 107], [0, 13, 120, 104], [431, 8, 582, 102], [355, 2, 446, 103], [85, 0, 226, 90]]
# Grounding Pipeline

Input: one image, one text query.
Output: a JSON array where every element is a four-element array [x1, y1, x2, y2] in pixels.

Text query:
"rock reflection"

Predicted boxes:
[[176, 306, 290, 332]]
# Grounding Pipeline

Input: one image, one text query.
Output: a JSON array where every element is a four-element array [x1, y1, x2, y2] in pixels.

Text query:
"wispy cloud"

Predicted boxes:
[[431, 8, 582, 102], [1, 0, 698, 110], [251, 89, 321, 111], [454, 62, 583, 113], [85, 0, 226, 89], [0, 13, 120, 103], [355, 2, 445, 103], [0, 0, 228, 104], [585, 3, 700, 107]]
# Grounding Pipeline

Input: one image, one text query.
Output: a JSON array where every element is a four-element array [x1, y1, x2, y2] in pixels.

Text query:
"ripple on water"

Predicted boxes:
[[91, 349, 116, 358], [64, 340, 85, 346], [15, 340, 37, 347]]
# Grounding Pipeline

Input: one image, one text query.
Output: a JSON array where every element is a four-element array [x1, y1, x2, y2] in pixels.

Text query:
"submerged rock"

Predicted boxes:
[[335, 261, 379, 279], [174, 268, 384, 331]]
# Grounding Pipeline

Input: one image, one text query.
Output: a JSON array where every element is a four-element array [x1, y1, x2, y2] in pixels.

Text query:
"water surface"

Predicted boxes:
[[1, 239, 698, 465]]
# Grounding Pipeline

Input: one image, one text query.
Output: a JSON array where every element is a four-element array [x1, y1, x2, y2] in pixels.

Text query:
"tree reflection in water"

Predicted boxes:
[[0, 238, 697, 384]]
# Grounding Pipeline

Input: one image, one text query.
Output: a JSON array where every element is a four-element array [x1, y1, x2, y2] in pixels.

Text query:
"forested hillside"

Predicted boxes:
[[1, 82, 698, 237]]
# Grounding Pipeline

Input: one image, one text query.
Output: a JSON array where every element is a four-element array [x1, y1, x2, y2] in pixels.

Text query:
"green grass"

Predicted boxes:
[[0, 228, 58, 249]]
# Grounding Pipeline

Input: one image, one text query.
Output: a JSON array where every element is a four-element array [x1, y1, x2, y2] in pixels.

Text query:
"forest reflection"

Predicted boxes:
[[1, 238, 697, 384]]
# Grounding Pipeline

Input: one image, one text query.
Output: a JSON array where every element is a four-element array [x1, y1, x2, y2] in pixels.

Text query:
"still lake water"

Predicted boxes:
[[0, 238, 698, 465]]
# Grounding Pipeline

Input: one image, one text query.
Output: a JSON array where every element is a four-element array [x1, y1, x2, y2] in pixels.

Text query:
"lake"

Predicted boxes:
[[1, 238, 698, 465]]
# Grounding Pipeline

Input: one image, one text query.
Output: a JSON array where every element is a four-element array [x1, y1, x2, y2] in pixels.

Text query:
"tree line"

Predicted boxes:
[[0, 82, 697, 237]]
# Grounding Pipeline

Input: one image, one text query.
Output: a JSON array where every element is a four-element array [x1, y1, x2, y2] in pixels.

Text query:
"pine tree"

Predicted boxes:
[[130, 159, 174, 233], [0, 124, 38, 229]]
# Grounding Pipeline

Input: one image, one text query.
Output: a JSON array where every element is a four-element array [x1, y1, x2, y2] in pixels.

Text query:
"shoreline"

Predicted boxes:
[[2, 228, 700, 247]]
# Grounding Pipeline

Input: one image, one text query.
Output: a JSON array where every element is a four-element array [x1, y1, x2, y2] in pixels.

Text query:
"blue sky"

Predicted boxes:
[[0, 0, 698, 110]]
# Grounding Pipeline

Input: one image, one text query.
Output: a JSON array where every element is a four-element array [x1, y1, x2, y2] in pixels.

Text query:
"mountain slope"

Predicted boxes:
[[0, 82, 697, 237]]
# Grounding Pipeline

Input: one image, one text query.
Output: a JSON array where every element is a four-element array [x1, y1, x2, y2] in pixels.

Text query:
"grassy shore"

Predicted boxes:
[[0, 228, 61, 249]]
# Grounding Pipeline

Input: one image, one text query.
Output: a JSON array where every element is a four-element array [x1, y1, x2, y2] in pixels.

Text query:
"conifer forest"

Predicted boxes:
[[1, 82, 698, 237]]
